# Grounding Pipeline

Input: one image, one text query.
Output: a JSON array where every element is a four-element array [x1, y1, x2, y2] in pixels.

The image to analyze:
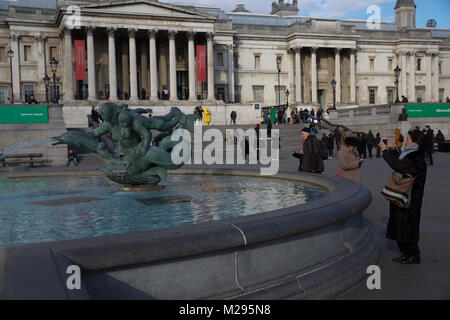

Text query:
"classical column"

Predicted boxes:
[[433, 51, 440, 102], [63, 27, 74, 101], [287, 49, 295, 105], [36, 35, 46, 102], [149, 29, 158, 100], [227, 44, 235, 103], [334, 48, 341, 104], [168, 30, 178, 101], [350, 48, 356, 103], [188, 31, 196, 101], [425, 51, 432, 102], [206, 32, 215, 101], [122, 39, 129, 98], [295, 47, 302, 104], [140, 36, 149, 99], [311, 47, 318, 104], [408, 50, 416, 102], [108, 28, 118, 101], [400, 50, 407, 98], [9, 33, 21, 102], [86, 27, 96, 101], [129, 29, 138, 100]]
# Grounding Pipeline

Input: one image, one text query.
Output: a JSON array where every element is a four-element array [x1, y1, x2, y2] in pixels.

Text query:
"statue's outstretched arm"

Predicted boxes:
[[134, 108, 153, 115], [93, 123, 111, 138]]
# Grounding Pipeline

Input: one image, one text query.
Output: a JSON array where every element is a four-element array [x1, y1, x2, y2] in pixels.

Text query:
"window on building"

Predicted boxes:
[[439, 62, 442, 75], [216, 86, 225, 102], [388, 58, 393, 71], [24, 45, 32, 62], [417, 58, 422, 71], [234, 86, 241, 103], [387, 89, 394, 104], [369, 88, 376, 104], [253, 86, 264, 102], [275, 86, 285, 105], [254, 55, 261, 70], [0, 86, 8, 104], [0, 47, 6, 63], [24, 85, 35, 102], [234, 54, 239, 69], [217, 52, 224, 67], [50, 85, 60, 102], [370, 58, 375, 72], [50, 46, 58, 60], [439, 89, 444, 103], [416, 88, 423, 103]]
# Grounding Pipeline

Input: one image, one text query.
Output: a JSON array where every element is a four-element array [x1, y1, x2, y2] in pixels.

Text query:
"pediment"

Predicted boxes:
[[82, 0, 214, 20]]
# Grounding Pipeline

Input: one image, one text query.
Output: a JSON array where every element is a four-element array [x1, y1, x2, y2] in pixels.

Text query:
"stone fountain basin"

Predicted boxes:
[[0, 170, 379, 300]]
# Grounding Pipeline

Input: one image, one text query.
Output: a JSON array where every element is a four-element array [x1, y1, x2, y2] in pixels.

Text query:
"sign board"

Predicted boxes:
[[74, 40, 86, 81], [0, 105, 49, 124], [406, 104, 450, 118], [196, 45, 207, 83]]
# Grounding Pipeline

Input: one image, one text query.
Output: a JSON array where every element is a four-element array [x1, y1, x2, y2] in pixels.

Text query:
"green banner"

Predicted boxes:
[[406, 104, 450, 118], [0, 105, 48, 124]]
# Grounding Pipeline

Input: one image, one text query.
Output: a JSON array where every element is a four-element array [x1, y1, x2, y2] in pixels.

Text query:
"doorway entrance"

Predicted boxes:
[[177, 71, 188, 100], [318, 90, 325, 109]]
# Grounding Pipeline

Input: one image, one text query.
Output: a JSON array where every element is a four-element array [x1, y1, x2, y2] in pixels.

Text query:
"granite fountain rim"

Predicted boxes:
[[3, 169, 372, 272]]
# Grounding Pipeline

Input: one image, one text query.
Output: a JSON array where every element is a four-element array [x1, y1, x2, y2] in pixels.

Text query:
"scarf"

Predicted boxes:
[[399, 143, 419, 160], [394, 143, 419, 179]]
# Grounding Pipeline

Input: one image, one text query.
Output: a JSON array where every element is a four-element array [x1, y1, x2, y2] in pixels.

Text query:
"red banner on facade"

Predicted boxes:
[[74, 40, 86, 81], [196, 45, 207, 83]]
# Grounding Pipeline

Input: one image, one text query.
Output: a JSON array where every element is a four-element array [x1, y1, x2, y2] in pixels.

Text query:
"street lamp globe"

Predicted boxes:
[[7, 49, 14, 59], [276, 56, 282, 67], [331, 79, 336, 89], [394, 65, 401, 79], [50, 57, 59, 74], [43, 75, 50, 87]]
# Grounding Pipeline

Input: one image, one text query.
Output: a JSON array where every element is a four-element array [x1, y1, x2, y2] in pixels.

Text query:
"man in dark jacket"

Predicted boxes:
[[366, 130, 375, 158], [294, 128, 324, 173], [423, 125, 434, 165]]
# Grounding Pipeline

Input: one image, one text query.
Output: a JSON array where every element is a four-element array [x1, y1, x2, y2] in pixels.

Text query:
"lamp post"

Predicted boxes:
[[43, 75, 50, 104], [276, 56, 282, 108], [7, 49, 14, 104], [331, 79, 336, 109], [394, 65, 401, 104], [50, 57, 59, 104], [286, 89, 289, 108]]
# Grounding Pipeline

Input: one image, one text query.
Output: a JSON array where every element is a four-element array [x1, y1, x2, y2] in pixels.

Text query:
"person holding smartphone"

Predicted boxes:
[[379, 132, 427, 264], [337, 136, 363, 183]]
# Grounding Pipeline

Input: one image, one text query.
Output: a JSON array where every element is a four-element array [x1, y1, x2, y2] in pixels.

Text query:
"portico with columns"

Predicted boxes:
[[57, 1, 218, 103], [287, 38, 358, 108]]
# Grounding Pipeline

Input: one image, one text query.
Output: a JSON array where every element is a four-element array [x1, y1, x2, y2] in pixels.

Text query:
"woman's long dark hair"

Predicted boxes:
[[408, 130, 425, 153]]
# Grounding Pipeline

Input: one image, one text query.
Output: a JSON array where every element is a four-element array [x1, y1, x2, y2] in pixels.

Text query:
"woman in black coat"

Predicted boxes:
[[379, 130, 427, 264]]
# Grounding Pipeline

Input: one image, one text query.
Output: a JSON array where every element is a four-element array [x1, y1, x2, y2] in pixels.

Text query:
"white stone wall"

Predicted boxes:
[[63, 104, 260, 128], [232, 39, 289, 107]]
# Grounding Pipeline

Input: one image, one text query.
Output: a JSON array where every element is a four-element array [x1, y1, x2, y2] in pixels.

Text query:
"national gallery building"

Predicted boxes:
[[0, 0, 449, 120]]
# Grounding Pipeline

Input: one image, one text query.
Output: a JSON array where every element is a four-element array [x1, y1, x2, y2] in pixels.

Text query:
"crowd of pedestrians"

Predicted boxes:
[[290, 123, 445, 265], [262, 107, 331, 125]]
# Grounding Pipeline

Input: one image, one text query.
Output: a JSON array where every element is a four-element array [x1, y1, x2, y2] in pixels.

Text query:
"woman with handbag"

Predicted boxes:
[[379, 130, 427, 264]]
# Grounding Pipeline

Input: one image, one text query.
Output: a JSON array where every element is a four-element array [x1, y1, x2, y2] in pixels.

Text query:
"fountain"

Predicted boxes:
[[52, 102, 198, 186], [0, 103, 379, 299]]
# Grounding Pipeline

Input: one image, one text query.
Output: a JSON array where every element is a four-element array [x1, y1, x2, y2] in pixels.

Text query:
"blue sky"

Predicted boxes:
[[175, 0, 450, 29]]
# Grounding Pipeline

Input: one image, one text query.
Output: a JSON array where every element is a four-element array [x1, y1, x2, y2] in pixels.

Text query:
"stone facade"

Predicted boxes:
[[0, 0, 449, 127]]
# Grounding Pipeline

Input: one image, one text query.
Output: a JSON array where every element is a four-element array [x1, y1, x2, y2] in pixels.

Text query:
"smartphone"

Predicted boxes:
[[383, 139, 388, 145]]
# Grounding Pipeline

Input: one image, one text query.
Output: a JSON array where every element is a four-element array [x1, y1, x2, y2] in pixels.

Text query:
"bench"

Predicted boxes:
[[1, 153, 44, 168]]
